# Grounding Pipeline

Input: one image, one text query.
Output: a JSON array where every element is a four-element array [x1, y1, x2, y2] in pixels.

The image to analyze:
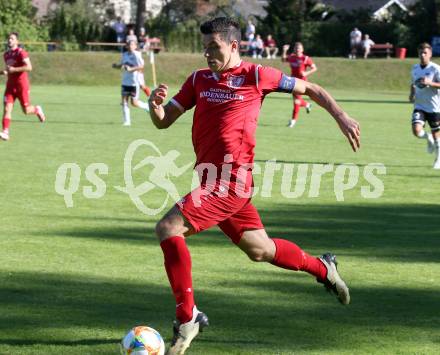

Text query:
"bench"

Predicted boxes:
[[145, 38, 163, 53], [240, 40, 251, 55], [86, 38, 164, 53], [370, 43, 393, 58]]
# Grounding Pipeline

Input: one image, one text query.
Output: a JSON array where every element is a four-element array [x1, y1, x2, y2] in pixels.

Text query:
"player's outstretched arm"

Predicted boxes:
[[294, 79, 361, 152], [148, 84, 183, 129]]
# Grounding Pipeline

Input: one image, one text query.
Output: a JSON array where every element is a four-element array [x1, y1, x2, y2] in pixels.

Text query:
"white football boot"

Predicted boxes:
[[0, 130, 9, 141], [166, 306, 209, 355], [318, 253, 350, 305], [287, 119, 296, 128], [35, 105, 46, 123]]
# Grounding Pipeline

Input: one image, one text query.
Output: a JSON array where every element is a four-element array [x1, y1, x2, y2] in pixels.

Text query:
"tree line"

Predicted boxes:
[[0, 0, 438, 56]]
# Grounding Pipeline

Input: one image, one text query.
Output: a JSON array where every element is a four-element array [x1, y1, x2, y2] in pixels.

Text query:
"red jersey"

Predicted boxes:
[[3, 47, 29, 87], [286, 54, 314, 80], [172, 61, 293, 170]]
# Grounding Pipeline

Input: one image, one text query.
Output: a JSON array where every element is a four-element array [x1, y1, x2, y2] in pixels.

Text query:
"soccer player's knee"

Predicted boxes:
[[412, 125, 422, 137], [246, 247, 269, 262], [294, 99, 301, 105], [155, 218, 170, 239], [155, 215, 181, 240]]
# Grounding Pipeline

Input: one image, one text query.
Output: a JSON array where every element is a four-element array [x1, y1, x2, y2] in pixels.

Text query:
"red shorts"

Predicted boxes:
[[4, 82, 30, 109], [177, 178, 264, 244]]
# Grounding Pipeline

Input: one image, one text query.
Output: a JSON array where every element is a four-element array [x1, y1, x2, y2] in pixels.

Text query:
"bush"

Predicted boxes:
[[47, 0, 106, 49], [0, 0, 49, 46]]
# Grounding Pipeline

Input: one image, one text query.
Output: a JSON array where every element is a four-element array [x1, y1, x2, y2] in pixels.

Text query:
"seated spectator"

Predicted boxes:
[[139, 27, 150, 53], [362, 34, 375, 59], [250, 34, 264, 59], [264, 34, 279, 59]]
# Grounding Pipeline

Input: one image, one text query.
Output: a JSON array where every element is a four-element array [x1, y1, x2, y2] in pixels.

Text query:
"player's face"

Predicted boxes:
[[127, 41, 137, 52], [203, 33, 235, 73], [419, 48, 432, 65], [294, 44, 303, 56], [7, 34, 18, 49]]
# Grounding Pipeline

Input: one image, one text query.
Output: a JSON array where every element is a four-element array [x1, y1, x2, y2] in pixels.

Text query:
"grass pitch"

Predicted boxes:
[[0, 84, 439, 354]]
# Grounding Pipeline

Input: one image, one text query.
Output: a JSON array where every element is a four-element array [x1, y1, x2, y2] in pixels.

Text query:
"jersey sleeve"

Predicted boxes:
[[257, 65, 296, 95], [434, 66, 440, 82], [19, 49, 29, 61], [171, 72, 197, 112], [305, 56, 314, 68]]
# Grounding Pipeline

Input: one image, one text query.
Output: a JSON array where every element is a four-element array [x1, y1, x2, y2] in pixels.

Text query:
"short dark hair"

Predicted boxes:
[[418, 42, 432, 51], [200, 17, 241, 43], [8, 32, 19, 39]]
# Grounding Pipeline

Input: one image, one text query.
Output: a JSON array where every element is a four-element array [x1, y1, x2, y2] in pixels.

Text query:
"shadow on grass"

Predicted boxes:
[[34, 203, 440, 263], [0, 267, 438, 353]]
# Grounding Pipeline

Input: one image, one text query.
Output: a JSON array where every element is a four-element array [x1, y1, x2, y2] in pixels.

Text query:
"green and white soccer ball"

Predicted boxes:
[[120, 326, 165, 355]]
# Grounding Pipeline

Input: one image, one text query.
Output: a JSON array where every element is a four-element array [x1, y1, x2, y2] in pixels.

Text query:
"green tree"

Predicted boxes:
[[0, 0, 48, 42], [406, 0, 440, 46], [47, 0, 110, 46], [257, 0, 322, 47]]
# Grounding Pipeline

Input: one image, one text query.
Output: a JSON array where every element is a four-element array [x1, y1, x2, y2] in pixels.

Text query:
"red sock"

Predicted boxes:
[[271, 238, 327, 280], [292, 104, 300, 120], [143, 86, 151, 96], [2, 117, 10, 132], [160, 236, 194, 323], [298, 97, 308, 107]]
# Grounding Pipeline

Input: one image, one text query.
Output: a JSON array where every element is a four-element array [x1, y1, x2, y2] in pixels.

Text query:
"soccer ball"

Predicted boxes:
[[120, 326, 165, 355]]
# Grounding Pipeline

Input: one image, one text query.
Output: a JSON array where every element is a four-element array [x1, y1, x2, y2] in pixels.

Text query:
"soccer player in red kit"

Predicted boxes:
[[282, 42, 317, 128], [148, 18, 360, 355], [0, 32, 45, 141]]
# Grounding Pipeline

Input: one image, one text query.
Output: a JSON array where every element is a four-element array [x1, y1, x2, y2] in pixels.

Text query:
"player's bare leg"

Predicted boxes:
[[412, 122, 435, 154], [238, 229, 350, 305], [131, 97, 150, 112], [288, 96, 309, 128], [156, 207, 209, 355], [0, 102, 13, 141], [432, 129, 440, 169], [23, 104, 45, 123]]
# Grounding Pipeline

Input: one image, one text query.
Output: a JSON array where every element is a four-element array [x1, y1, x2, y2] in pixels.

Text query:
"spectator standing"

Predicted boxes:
[[349, 27, 362, 59], [362, 34, 375, 59], [264, 34, 279, 59], [245, 18, 256, 43], [113, 17, 127, 44], [139, 27, 150, 53]]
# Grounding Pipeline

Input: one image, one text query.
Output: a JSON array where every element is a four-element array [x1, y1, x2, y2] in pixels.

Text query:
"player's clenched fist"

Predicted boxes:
[[149, 84, 168, 109]]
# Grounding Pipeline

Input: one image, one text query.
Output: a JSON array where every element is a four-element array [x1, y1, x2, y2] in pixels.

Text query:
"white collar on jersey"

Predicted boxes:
[[210, 60, 243, 80]]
